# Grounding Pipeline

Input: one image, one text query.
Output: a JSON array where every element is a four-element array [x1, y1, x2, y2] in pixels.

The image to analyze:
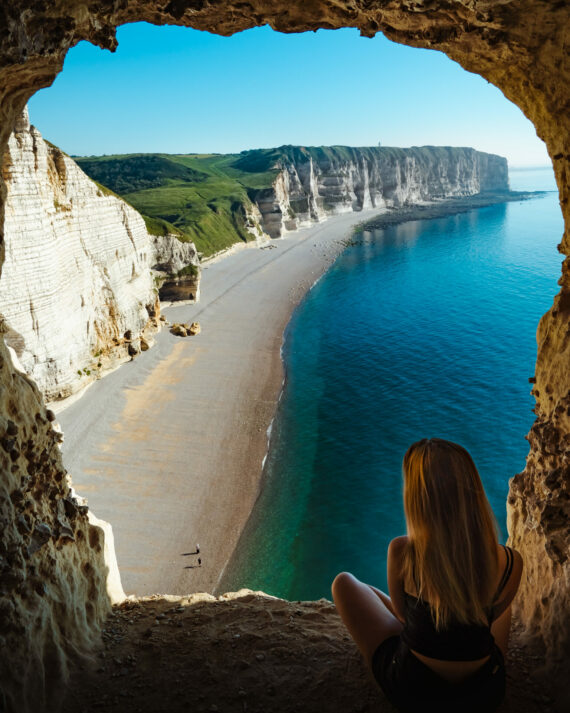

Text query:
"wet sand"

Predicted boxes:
[[58, 211, 379, 596]]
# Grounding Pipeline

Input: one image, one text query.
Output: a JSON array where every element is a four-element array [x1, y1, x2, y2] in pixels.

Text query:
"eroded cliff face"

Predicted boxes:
[[0, 345, 113, 712], [0, 1, 568, 711], [0, 110, 200, 402], [507, 294, 570, 672], [152, 235, 201, 303], [252, 145, 508, 237]]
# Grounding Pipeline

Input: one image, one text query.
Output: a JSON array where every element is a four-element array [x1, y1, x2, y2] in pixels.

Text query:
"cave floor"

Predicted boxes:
[[61, 591, 554, 713]]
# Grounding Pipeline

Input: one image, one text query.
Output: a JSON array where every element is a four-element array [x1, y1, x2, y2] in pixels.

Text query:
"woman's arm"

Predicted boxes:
[[387, 536, 408, 623]]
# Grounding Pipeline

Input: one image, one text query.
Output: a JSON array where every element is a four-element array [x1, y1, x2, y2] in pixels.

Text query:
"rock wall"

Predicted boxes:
[[252, 145, 508, 237], [0, 110, 200, 402], [0, 1, 568, 711], [0, 348, 113, 712], [508, 290, 570, 677], [152, 234, 201, 303]]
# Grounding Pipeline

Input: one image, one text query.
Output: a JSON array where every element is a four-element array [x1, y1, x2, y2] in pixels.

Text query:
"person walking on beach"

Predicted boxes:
[[198, 557, 202, 567], [332, 438, 522, 713], [196, 544, 200, 554]]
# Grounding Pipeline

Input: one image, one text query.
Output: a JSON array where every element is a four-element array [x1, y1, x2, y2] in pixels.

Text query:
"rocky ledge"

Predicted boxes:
[[60, 591, 553, 713]]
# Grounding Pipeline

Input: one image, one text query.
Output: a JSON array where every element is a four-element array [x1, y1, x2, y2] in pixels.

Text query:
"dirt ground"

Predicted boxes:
[[61, 591, 556, 713]]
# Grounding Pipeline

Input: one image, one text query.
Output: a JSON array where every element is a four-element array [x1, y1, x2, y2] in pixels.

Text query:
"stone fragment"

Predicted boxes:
[[170, 324, 188, 338]]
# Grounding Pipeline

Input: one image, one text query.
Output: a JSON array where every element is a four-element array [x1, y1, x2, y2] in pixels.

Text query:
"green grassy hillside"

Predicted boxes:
[[76, 152, 280, 256], [77, 146, 407, 256], [76, 145, 505, 257]]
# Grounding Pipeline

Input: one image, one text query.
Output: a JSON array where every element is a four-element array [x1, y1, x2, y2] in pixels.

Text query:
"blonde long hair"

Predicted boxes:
[[401, 438, 499, 629]]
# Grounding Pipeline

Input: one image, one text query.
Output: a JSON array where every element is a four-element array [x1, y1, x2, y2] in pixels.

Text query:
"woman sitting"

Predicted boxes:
[[332, 438, 523, 713]]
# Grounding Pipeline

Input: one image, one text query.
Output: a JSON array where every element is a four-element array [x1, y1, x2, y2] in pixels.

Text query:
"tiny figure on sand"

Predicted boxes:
[[198, 557, 202, 567]]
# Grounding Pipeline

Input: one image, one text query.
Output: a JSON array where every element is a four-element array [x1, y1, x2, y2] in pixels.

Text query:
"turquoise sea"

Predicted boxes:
[[220, 167, 563, 600]]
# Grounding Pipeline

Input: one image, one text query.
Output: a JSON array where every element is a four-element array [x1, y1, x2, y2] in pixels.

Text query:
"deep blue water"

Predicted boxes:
[[220, 167, 563, 600]]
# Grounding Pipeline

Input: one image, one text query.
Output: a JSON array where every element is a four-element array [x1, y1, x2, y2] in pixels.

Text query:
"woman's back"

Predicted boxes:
[[332, 438, 523, 712], [393, 540, 521, 682]]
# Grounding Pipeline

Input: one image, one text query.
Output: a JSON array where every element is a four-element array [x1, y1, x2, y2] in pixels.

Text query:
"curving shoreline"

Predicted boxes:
[[215, 189, 544, 595], [57, 192, 529, 598], [58, 210, 380, 596]]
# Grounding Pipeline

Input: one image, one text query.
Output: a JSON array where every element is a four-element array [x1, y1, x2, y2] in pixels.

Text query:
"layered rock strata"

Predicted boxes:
[[0, 2, 568, 712], [0, 110, 200, 402], [251, 145, 508, 237]]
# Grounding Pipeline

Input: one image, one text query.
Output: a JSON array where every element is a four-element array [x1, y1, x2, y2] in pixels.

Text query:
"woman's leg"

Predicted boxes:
[[491, 605, 512, 658], [331, 572, 403, 666], [368, 584, 398, 617]]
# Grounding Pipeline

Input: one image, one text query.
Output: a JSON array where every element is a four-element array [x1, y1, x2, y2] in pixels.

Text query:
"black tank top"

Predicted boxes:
[[400, 545, 514, 661]]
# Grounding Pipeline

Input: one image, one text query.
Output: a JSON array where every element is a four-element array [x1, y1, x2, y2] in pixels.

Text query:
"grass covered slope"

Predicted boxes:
[[76, 153, 280, 255], [76, 145, 508, 256]]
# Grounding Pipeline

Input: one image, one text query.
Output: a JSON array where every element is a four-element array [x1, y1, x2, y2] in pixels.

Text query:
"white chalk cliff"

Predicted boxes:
[[0, 109, 198, 401], [250, 145, 509, 237]]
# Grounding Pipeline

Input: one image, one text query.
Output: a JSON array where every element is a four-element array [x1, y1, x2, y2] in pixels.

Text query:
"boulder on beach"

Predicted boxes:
[[171, 323, 188, 337]]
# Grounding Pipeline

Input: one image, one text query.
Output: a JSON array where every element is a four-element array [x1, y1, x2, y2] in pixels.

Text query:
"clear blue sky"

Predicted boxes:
[[28, 23, 549, 167]]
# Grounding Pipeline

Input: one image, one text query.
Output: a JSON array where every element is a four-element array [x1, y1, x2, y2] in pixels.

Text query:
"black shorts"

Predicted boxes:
[[371, 636, 506, 713]]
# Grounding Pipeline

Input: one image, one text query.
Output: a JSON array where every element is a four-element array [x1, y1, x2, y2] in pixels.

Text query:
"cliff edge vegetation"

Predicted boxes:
[[77, 145, 509, 256], [76, 152, 277, 256]]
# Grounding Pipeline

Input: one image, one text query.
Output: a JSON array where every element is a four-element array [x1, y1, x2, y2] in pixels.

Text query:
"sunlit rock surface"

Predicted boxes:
[[0, 110, 199, 401], [152, 234, 201, 303], [252, 146, 508, 237]]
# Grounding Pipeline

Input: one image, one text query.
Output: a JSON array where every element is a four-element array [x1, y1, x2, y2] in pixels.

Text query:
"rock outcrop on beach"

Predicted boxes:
[[0, 110, 200, 401], [0, 1, 569, 712], [246, 145, 509, 237], [152, 234, 201, 302]]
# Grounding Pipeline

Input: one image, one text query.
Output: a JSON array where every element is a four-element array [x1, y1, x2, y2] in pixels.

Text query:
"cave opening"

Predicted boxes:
[[19, 21, 558, 602], [0, 3, 568, 712]]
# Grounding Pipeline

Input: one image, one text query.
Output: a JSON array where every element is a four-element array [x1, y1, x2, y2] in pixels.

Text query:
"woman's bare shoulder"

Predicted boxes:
[[492, 543, 523, 615], [496, 543, 523, 569], [506, 545, 523, 580], [388, 535, 409, 556]]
